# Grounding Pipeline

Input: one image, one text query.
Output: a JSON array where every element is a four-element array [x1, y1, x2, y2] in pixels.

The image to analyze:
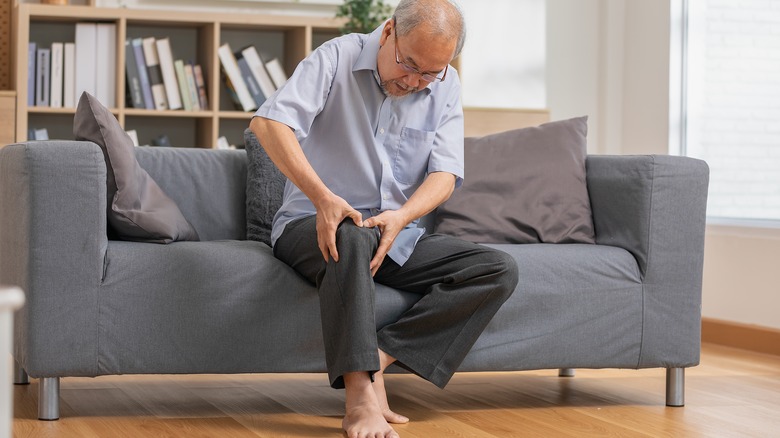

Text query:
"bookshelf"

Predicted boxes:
[[0, 91, 15, 146], [12, 3, 342, 148]]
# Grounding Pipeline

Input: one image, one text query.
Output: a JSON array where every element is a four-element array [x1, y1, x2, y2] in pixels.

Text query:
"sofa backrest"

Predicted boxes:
[[135, 147, 248, 241]]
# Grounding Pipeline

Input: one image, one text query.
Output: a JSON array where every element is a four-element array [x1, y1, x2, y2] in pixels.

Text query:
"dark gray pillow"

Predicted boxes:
[[244, 127, 286, 246], [435, 116, 596, 244], [73, 92, 199, 243]]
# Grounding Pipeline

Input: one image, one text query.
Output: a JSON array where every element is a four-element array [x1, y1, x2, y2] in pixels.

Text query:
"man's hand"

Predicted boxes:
[[314, 193, 363, 263], [363, 210, 409, 276]]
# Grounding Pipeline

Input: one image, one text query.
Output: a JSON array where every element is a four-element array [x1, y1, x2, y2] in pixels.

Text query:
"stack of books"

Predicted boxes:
[[27, 23, 211, 112], [217, 43, 288, 112], [28, 22, 116, 108], [125, 36, 209, 111]]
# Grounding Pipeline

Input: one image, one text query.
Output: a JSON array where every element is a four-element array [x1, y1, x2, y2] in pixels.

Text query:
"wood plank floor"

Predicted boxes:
[[12, 344, 780, 437]]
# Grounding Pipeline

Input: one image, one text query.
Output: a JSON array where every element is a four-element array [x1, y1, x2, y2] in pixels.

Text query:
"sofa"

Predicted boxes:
[[0, 137, 709, 421]]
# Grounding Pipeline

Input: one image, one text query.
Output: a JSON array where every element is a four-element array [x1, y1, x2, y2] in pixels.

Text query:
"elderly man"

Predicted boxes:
[[249, 0, 518, 436]]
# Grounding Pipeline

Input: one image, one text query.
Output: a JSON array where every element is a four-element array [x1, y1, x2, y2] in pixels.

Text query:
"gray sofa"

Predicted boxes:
[[0, 140, 709, 420]]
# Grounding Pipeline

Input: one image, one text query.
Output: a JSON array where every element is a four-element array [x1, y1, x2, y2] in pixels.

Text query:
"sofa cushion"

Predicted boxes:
[[98, 239, 420, 374], [73, 92, 199, 243], [460, 242, 642, 371], [244, 128, 286, 246], [435, 117, 596, 244]]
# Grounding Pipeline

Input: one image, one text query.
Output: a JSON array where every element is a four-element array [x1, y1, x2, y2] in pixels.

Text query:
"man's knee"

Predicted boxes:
[[487, 249, 519, 296], [335, 221, 379, 256]]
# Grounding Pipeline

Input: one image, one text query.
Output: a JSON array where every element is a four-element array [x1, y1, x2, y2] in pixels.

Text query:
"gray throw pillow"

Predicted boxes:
[[73, 92, 199, 243], [435, 116, 596, 244], [244, 127, 286, 246]]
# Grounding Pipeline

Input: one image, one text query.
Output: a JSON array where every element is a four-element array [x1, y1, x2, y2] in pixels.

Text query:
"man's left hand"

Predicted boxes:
[[363, 210, 409, 276]]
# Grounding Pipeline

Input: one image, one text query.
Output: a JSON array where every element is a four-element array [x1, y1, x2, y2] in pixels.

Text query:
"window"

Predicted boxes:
[[683, 0, 780, 222]]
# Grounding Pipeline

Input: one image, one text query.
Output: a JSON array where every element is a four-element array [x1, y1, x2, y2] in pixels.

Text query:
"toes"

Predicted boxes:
[[383, 410, 409, 424]]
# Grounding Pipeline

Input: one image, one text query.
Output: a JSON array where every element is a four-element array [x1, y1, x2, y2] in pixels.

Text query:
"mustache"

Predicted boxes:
[[381, 80, 418, 97]]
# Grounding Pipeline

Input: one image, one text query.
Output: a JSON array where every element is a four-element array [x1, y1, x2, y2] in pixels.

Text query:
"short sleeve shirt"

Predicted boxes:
[[254, 23, 464, 266]]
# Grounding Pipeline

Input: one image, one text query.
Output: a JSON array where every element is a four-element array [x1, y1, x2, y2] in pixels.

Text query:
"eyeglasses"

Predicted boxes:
[[393, 23, 448, 83]]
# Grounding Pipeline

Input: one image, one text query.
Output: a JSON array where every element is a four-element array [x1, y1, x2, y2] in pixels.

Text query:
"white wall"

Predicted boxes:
[[546, 0, 602, 153], [460, 0, 546, 109], [546, 0, 670, 156], [548, 0, 780, 330], [701, 225, 780, 329]]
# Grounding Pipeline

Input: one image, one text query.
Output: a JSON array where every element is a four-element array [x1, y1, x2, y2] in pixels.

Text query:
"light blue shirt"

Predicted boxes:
[[254, 24, 464, 266]]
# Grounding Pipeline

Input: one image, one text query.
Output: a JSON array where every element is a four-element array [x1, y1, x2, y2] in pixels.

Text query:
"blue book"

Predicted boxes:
[[124, 38, 145, 108], [131, 38, 155, 110], [28, 42, 36, 106], [237, 56, 265, 108], [35, 48, 50, 107]]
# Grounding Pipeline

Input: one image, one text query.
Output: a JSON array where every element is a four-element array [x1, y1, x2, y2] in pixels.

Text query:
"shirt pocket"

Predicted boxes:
[[393, 127, 435, 185]]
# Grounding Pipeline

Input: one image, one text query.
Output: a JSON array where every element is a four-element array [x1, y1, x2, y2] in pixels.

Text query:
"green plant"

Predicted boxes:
[[336, 0, 393, 35]]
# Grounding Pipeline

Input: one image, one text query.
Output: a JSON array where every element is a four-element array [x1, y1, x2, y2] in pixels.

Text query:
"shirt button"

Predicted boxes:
[[379, 128, 385, 134], [383, 194, 389, 200]]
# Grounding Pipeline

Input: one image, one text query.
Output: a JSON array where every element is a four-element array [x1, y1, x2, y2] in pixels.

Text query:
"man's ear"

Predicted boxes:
[[379, 19, 393, 45]]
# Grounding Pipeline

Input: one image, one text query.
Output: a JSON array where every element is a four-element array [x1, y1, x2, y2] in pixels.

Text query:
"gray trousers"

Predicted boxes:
[[274, 215, 519, 389]]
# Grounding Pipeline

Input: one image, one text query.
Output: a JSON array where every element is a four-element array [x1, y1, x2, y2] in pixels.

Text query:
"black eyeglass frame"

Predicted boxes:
[[392, 19, 449, 83]]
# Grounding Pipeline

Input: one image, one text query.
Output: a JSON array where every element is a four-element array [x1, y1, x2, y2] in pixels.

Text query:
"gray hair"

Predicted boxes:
[[393, 0, 466, 59]]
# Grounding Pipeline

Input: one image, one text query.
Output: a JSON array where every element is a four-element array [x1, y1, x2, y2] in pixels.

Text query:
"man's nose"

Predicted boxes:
[[402, 73, 421, 89]]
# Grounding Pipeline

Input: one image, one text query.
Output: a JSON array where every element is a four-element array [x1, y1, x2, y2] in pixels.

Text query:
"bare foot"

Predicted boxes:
[[373, 371, 409, 424], [343, 372, 399, 438]]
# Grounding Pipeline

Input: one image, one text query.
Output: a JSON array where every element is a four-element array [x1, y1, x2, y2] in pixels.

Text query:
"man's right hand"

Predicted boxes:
[[314, 193, 363, 263]]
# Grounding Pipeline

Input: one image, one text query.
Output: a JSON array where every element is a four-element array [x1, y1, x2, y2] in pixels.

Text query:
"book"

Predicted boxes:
[[33, 128, 49, 140], [217, 43, 255, 112], [239, 46, 276, 100], [35, 48, 50, 107], [222, 75, 242, 111], [95, 23, 117, 108], [155, 38, 183, 110], [74, 23, 97, 101], [50, 42, 64, 108], [124, 38, 145, 108], [237, 57, 265, 108], [131, 38, 155, 110], [142, 37, 168, 110], [63, 42, 76, 107], [265, 58, 288, 89], [125, 129, 140, 147], [183, 63, 201, 111], [193, 64, 209, 110], [216, 136, 231, 150], [174, 59, 192, 111], [27, 42, 36, 106]]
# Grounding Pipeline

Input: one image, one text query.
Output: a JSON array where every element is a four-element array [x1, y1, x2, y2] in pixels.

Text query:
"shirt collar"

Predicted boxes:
[[352, 23, 384, 72]]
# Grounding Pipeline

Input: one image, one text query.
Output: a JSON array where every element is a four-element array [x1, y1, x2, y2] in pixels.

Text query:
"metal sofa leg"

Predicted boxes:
[[14, 358, 29, 385], [38, 377, 60, 420], [666, 368, 685, 407], [558, 368, 575, 377]]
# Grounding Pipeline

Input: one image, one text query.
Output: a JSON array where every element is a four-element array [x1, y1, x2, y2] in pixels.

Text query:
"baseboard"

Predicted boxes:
[[701, 318, 780, 356]]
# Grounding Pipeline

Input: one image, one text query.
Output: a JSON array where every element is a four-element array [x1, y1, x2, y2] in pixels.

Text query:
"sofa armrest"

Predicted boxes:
[[0, 141, 108, 377], [586, 155, 709, 281], [586, 154, 709, 367]]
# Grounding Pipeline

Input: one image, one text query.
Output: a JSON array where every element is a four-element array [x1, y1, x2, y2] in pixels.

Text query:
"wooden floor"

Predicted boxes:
[[12, 344, 780, 437]]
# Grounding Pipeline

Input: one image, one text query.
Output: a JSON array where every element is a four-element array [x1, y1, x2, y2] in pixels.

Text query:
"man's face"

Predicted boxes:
[[377, 20, 455, 98]]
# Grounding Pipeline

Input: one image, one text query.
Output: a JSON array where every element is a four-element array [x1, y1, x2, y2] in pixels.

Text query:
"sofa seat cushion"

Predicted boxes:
[[459, 243, 644, 371], [97, 240, 420, 374]]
